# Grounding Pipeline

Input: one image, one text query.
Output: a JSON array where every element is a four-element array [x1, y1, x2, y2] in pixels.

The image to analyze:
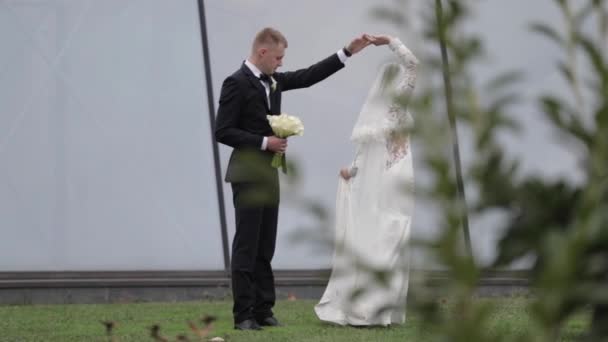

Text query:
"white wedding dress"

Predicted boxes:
[[315, 38, 418, 326]]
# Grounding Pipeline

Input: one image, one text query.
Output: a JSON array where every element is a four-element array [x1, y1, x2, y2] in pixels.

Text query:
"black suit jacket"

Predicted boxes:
[[215, 53, 345, 184]]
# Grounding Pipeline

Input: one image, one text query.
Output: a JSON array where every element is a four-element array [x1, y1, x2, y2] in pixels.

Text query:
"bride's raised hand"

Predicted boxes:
[[365, 34, 392, 46]]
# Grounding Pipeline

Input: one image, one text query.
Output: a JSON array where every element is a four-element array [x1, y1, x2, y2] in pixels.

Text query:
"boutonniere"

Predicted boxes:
[[270, 76, 277, 92]]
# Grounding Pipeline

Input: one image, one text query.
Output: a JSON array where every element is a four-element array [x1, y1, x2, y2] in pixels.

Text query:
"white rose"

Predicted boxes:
[[267, 113, 304, 138]]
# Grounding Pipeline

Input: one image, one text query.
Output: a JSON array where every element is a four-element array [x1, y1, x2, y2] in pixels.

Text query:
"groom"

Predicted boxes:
[[215, 27, 371, 330]]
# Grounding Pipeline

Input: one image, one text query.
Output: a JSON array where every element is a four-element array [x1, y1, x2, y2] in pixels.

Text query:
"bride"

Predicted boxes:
[[314, 34, 418, 326]]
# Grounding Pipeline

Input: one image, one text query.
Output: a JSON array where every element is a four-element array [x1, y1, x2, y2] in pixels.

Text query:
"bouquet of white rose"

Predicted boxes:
[[267, 113, 304, 173]]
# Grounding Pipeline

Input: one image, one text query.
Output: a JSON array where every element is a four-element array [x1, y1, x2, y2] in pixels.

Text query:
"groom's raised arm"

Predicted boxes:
[[276, 54, 345, 91], [276, 35, 371, 91]]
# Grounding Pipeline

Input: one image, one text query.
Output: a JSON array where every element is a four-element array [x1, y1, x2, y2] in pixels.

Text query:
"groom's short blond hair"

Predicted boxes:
[[252, 27, 288, 50]]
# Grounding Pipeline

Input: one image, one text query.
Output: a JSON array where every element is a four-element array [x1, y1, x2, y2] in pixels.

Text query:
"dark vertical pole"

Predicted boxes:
[[435, 0, 473, 257], [196, 0, 231, 271]]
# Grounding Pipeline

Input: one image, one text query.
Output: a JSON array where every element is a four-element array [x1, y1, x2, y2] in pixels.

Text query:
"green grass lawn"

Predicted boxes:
[[0, 298, 590, 341]]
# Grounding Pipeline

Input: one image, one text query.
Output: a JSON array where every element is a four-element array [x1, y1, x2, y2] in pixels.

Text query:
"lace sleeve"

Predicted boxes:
[[386, 134, 409, 169], [384, 38, 416, 169], [388, 37, 418, 95]]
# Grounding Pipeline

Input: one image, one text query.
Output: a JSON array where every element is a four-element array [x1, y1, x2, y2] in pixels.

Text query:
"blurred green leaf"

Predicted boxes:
[[529, 22, 565, 46]]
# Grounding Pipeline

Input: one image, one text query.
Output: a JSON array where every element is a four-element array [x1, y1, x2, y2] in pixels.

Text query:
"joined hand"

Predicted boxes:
[[345, 34, 393, 55], [346, 34, 372, 55], [364, 34, 392, 46]]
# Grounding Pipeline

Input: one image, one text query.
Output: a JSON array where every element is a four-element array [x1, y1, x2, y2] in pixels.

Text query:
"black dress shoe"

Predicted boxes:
[[256, 316, 282, 327], [234, 319, 263, 330]]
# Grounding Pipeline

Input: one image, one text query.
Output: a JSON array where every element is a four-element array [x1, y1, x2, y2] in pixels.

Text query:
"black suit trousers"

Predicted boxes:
[[230, 180, 279, 324]]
